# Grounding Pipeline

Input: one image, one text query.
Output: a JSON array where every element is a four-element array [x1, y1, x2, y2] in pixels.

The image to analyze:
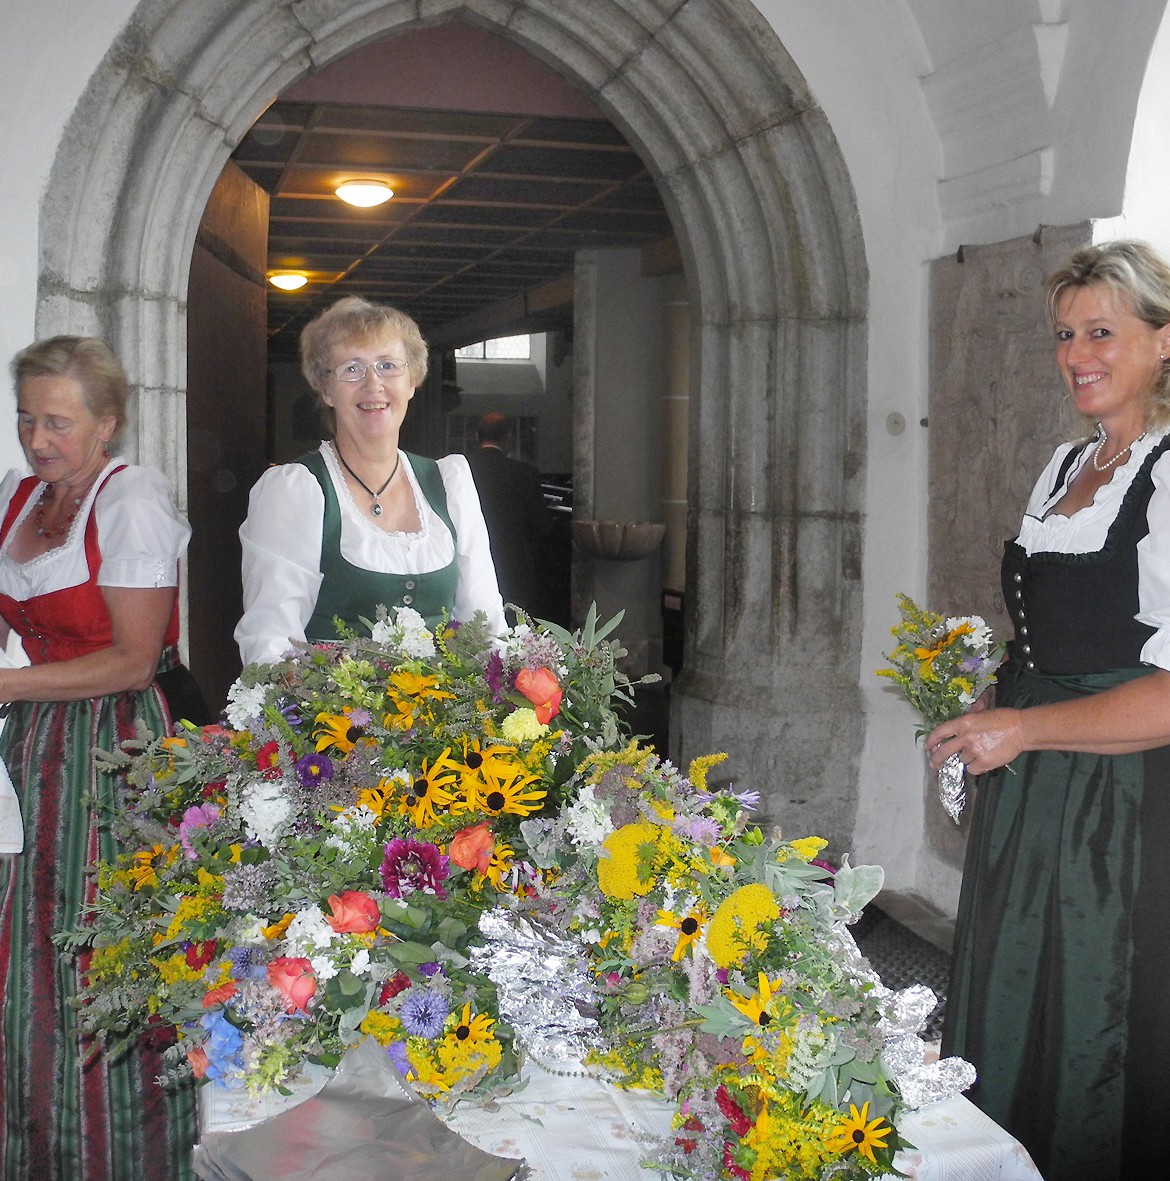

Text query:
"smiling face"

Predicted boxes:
[[319, 337, 417, 451], [1054, 284, 1170, 436], [17, 373, 116, 490]]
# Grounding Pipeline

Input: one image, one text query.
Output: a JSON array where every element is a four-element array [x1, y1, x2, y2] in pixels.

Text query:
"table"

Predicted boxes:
[[198, 1056, 1043, 1181]]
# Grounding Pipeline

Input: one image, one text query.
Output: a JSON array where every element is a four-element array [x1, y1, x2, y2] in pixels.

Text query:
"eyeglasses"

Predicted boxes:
[[330, 359, 410, 382]]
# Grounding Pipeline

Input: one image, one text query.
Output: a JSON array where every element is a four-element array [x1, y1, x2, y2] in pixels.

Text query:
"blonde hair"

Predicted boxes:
[[10, 335, 129, 438], [299, 298, 429, 436], [1045, 240, 1170, 432]]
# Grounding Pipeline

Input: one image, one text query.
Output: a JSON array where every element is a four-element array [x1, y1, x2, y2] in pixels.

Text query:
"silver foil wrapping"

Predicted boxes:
[[471, 909, 602, 1068], [938, 750, 966, 823], [193, 1037, 525, 1180], [844, 932, 977, 1109]]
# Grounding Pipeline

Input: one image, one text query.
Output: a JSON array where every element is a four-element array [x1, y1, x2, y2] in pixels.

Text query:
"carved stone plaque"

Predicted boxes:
[[926, 223, 1091, 861]]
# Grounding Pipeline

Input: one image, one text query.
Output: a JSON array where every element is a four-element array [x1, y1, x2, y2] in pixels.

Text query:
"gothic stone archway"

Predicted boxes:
[[37, 0, 868, 845]]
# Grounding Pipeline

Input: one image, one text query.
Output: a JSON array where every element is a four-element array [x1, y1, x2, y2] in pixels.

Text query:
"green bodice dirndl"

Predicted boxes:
[[298, 449, 460, 640]]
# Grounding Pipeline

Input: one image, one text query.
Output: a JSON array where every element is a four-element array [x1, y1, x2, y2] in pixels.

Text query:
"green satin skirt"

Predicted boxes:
[[942, 663, 1170, 1180]]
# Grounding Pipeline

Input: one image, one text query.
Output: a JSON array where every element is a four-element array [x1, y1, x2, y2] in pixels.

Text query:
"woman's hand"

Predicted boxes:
[[926, 708, 1026, 776]]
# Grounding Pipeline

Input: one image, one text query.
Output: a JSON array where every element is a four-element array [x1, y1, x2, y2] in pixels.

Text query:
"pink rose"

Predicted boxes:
[[267, 956, 316, 1012], [448, 822, 494, 873], [515, 667, 563, 724], [325, 891, 381, 934]]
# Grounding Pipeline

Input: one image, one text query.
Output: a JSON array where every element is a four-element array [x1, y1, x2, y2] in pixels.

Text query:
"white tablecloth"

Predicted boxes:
[[199, 1059, 1043, 1180]]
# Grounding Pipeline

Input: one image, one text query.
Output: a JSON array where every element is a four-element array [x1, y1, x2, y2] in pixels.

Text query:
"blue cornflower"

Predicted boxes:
[[279, 700, 303, 727], [399, 989, 449, 1038], [387, 1040, 411, 1076]]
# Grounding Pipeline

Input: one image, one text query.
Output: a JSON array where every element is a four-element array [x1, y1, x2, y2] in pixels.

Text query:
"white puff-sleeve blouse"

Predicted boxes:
[[0, 460, 189, 601], [234, 444, 506, 666], [1017, 430, 1170, 672]]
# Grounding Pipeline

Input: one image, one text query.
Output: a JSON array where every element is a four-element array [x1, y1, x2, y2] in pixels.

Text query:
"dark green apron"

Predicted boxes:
[[298, 448, 459, 639]]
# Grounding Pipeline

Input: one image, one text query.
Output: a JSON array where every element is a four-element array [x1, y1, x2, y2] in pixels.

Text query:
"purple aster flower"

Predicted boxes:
[[727, 787, 760, 810], [483, 650, 507, 703], [179, 803, 220, 859], [399, 989, 450, 1038], [418, 961, 444, 979], [380, 838, 450, 899], [294, 751, 334, 787], [348, 707, 372, 727]]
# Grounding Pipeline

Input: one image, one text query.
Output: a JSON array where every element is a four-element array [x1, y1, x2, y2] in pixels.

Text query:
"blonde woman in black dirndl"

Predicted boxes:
[[927, 241, 1170, 1180], [0, 337, 197, 1180]]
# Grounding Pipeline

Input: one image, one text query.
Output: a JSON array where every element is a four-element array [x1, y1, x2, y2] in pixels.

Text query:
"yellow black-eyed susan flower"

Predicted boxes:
[[824, 1101, 894, 1164]]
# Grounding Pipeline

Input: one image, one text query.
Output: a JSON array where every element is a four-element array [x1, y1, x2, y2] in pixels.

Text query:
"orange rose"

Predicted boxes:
[[188, 1045, 210, 1079], [448, 822, 494, 873], [325, 891, 381, 934], [202, 980, 238, 1009], [515, 667, 563, 724], [267, 956, 316, 1012]]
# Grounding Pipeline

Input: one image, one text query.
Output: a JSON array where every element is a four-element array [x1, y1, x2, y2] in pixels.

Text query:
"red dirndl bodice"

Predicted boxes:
[[0, 468, 179, 665]]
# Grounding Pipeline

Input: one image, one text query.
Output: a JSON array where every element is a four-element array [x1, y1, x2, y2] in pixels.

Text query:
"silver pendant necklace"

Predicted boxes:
[[333, 442, 400, 516]]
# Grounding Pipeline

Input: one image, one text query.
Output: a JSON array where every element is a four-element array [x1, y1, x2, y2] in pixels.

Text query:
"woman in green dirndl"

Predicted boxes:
[[235, 297, 505, 665]]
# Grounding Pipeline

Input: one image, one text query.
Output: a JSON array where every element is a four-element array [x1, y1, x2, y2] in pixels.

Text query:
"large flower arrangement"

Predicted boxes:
[[66, 605, 943, 1179], [519, 745, 905, 1180], [65, 606, 634, 1101]]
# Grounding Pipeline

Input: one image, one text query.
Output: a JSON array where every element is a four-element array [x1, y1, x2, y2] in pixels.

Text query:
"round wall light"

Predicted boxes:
[[335, 180, 394, 208], [268, 272, 309, 291]]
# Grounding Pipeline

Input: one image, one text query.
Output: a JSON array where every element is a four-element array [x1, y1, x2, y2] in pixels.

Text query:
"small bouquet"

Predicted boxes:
[[877, 594, 1003, 821]]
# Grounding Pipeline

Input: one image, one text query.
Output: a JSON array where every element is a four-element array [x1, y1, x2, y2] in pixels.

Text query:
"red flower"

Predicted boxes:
[[723, 1144, 751, 1180], [325, 890, 381, 934], [515, 667, 563, 724], [675, 1115, 704, 1155], [267, 956, 316, 1012], [448, 822, 494, 873], [185, 941, 218, 970], [379, 971, 412, 1004], [255, 741, 282, 779], [715, 1085, 753, 1137], [202, 778, 227, 801]]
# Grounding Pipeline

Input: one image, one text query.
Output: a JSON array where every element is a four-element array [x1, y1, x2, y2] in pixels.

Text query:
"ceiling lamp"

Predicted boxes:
[[335, 180, 394, 208], [268, 271, 308, 291]]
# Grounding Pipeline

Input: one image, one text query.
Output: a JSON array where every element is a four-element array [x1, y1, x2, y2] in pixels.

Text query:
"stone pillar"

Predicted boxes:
[[573, 248, 665, 676]]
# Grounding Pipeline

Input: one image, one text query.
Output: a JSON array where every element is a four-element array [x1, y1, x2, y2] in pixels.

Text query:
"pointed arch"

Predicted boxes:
[[38, 0, 869, 841]]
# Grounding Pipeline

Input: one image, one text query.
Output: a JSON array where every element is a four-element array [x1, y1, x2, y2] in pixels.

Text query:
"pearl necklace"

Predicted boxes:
[[1091, 427, 1145, 473], [333, 442, 400, 516]]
